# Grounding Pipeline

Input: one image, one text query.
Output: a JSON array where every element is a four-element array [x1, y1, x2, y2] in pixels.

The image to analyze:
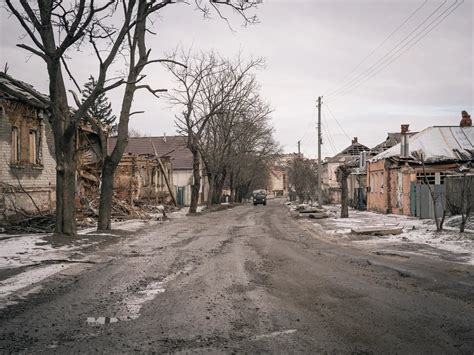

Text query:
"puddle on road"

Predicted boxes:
[[119, 265, 193, 321], [87, 316, 119, 325]]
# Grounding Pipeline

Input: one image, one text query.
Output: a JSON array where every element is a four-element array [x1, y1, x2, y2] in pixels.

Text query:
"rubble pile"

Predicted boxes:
[[0, 213, 55, 234]]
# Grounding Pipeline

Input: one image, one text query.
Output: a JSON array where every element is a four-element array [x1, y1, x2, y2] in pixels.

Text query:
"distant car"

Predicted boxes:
[[252, 190, 267, 206]]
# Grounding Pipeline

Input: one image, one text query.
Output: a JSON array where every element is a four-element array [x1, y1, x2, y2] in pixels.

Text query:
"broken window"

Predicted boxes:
[[28, 129, 39, 164], [10, 118, 43, 166], [11, 126, 20, 163], [416, 172, 445, 185], [151, 167, 156, 185]]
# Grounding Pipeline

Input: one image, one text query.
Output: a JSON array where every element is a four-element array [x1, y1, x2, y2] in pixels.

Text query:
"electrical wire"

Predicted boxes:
[[328, 0, 464, 103], [321, 111, 339, 155], [324, 103, 351, 141], [326, 0, 450, 100], [323, 0, 428, 98]]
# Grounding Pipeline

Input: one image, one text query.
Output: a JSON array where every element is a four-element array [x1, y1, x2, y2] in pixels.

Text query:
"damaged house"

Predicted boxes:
[[108, 137, 174, 206], [267, 154, 291, 197], [321, 137, 369, 203], [367, 120, 474, 218], [1, 72, 108, 221], [0, 72, 56, 218], [345, 130, 419, 210], [108, 135, 208, 206]]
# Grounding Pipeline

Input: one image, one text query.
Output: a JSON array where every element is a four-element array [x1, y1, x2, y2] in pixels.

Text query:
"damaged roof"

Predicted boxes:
[[0, 72, 49, 109], [370, 131, 418, 155], [326, 140, 369, 163], [371, 126, 474, 163], [108, 136, 193, 170]]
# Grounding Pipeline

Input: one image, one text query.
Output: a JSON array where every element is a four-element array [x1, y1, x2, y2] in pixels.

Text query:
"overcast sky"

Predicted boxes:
[[1, 0, 473, 158]]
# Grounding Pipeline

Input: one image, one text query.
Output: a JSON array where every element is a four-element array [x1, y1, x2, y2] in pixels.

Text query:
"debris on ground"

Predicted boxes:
[[351, 226, 403, 236], [308, 212, 331, 219], [0, 213, 56, 234], [288, 203, 474, 265]]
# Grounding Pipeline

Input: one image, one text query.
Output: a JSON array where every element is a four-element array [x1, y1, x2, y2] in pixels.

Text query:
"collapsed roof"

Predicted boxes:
[[370, 126, 474, 163], [325, 138, 369, 163], [108, 136, 193, 170], [0, 72, 49, 110]]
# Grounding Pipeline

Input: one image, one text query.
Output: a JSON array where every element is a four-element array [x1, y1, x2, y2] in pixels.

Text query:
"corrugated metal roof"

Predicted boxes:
[[370, 126, 474, 163], [108, 136, 193, 170]]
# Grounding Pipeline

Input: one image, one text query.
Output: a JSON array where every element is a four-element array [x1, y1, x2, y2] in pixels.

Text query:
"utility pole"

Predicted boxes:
[[297, 140, 301, 155], [317, 96, 322, 207]]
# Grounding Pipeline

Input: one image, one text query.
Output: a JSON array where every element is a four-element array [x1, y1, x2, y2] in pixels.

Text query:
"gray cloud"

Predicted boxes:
[[1, 0, 472, 157]]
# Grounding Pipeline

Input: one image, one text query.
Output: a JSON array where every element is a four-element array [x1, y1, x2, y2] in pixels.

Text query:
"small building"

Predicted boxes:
[[322, 137, 369, 203], [367, 124, 474, 218], [113, 153, 173, 205], [346, 131, 419, 210], [267, 154, 291, 197], [108, 136, 208, 206], [0, 72, 56, 218]]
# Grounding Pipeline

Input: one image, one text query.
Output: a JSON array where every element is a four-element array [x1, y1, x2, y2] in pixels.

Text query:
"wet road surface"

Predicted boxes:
[[1, 200, 473, 353]]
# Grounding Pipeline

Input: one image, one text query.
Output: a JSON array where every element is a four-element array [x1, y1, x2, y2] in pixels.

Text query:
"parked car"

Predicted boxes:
[[252, 190, 267, 206]]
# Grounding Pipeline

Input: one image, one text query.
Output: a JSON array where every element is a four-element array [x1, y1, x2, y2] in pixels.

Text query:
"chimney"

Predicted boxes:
[[352, 137, 358, 144], [163, 132, 166, 143], [400, 124, 410, 158], [460, 110, 472, 127]]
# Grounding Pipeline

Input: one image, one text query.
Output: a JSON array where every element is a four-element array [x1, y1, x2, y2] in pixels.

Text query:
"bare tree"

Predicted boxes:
[[6, 0, 261, 234], [417, 152, 445, 232], [199, 75, 269, 205], [288, 155, 318, 204], [164, 51, 264, 213], [228, 115, 280, 203], [445, 171, 473, 233], [336, 164, 351, 218], [5, 0, 141, 236]]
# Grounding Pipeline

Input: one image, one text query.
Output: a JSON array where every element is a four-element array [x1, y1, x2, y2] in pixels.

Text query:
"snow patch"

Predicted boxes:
[[312, 207, 474, 265], [0, 264, 65, 309], [254, 329, 297, 340], [118, 265, 193, 320]]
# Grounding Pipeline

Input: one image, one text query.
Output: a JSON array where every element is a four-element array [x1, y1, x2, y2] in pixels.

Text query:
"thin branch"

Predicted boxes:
[[61, 56, 82, 93], [16, 44, 46, 60], [136, 85, 167, 98]]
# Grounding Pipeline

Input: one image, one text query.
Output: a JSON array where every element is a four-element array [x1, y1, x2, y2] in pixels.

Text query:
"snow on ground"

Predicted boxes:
[[0, 218, 156, 309], [0, 234, 94, 269], [169, 205, 206, 219], [290, 203, 474, 265], [0, 265, 65, 309]]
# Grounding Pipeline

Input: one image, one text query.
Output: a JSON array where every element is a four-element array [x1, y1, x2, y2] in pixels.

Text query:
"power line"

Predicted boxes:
[[322, 123, 338, 156], [326, 0, 450, 100], [321, 111, 338, 155], [328, 0, 464, 103], [325, 103, 351, 141], [323, 0, 428, 98]]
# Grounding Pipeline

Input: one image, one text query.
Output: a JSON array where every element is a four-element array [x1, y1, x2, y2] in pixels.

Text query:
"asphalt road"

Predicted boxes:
[[1, 200, 473, 353]]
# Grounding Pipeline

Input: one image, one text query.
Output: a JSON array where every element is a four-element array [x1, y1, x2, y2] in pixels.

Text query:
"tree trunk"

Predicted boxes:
[[213, 167, 227, 204], [340, 171, 349, 218], [49, 61, 78, 236], [229, 171, 234, 203], [95, 1, 149, 231], [189, 147, 201, 214], [97, 157, 116, 230], [460, 212, 468, 233], [54, 147, 77, 236], [206, 173, 214, 208]]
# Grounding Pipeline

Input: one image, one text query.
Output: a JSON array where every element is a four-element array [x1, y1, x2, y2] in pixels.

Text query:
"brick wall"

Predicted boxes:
[[0, 102, 56, 216]]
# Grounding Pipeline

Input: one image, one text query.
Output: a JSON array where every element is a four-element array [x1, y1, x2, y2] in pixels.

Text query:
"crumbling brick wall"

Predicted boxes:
[[0, 101, 57, 217]]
